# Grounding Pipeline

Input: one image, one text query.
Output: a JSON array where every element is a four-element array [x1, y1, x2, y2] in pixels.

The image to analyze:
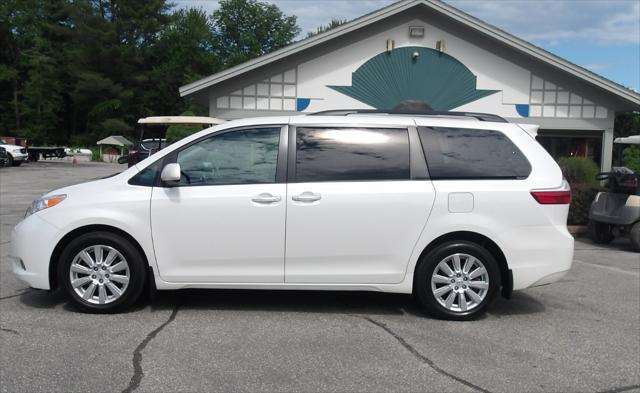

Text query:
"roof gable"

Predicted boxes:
[[179, 0, 640, 108]]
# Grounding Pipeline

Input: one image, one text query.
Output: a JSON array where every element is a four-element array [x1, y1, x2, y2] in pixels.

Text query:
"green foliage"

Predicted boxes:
[[212, 0, 300, 67], [568, 184, 600, 225], [306, 18, 348, 38], [0, 0, 299, 145], [622, 145, 640, 173], [614, 112, 640, 138], [558, 157, 600, 186], [90, 146, 101, 162], [165, 111, 202, 144], [558, 156, 602, 225]]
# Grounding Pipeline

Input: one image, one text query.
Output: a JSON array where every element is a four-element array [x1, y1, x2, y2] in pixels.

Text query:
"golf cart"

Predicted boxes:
[[126, 116, 225, 167], [588, 135, 640, 251]]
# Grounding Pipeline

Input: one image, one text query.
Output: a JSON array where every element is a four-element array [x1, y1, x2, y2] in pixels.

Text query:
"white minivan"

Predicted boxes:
[[10, 111, 574, 320]]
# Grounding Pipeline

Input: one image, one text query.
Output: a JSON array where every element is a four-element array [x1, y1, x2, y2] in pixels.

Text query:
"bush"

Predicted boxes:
[[622, 145, 640, 173], [568, 184, 600, 225], [557, 157, 602, 225], [557, 156, 600, 186]]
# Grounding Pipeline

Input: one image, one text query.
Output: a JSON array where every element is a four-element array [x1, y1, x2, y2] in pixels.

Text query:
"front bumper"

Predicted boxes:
[[10, 151, 28, 161], [10, 214, 60, 290]]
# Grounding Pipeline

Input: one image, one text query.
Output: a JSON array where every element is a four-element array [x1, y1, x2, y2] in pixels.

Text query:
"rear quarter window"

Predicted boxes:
[[418, 127, 531, 179]]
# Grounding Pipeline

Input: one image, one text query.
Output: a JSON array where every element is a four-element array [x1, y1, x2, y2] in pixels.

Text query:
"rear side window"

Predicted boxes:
[[418, 127, 531, 179], [295, 127, 410, 182]]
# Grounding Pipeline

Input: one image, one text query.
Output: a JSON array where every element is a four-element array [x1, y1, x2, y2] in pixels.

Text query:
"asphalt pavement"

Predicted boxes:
[[1, 161, 639, 393]]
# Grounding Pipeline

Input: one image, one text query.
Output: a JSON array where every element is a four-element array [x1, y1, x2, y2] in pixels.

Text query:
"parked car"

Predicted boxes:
[[0, 146, 7, 167], [0, 139, 28, 166], [10, 110, 574, 320], [127, 138, 167, 167]]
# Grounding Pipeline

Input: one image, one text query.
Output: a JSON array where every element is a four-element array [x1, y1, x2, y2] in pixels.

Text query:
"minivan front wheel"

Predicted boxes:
[[415, 241, 499, 321], [58, 232, 146, 313]]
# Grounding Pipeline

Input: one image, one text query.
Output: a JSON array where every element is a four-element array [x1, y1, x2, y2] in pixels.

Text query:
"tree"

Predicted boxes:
[[0, 0, 299, 145], [306, 18, 347, 38], [614, 111, 640, 138], [146, 8, 219, 116], [211, 0, 300, 67]]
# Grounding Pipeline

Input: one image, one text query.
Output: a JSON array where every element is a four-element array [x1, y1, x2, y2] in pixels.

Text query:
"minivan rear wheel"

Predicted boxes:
[[414, 241, 499, 321], [58, 231, 146, 313]]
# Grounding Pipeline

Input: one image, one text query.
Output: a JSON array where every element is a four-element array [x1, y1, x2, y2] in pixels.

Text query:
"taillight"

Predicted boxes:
[[530, 190, 572, 204], [130, 150, 139, 155]]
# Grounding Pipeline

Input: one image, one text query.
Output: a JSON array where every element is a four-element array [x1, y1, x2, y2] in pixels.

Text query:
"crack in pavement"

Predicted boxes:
[[0, 289, 34, 301], [122, 305, 181, 393], [0, 327, 20, 335], [597, 384, 640, 393], [353, 315, 492, 393]]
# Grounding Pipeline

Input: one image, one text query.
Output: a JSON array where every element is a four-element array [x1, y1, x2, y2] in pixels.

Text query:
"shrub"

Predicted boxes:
[[622, 145, 640, 173], [557, 156, 600, 186], [567, 184, 600, 225], [557, 157, 602, 225]]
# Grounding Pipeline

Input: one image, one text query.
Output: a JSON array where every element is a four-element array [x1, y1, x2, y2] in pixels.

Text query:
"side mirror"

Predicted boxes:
[[160, 163, 181, 186]]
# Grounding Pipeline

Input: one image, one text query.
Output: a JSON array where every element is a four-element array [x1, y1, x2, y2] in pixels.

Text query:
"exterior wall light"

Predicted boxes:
[[386, 39, 395, 52], [412, 51, 420, 61]]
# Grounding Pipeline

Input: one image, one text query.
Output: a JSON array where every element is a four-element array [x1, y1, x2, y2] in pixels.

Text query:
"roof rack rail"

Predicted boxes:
[[309, 109, 508, 123]]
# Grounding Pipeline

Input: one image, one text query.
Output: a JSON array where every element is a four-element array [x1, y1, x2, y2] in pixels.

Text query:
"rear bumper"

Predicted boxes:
[[498, 225, 574, 290], [10, 214, 59, 290]]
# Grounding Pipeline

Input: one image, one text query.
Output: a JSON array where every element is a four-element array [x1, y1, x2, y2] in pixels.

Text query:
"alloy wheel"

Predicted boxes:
[[430, 253, 489, 313], [69, 245, 130, 305]]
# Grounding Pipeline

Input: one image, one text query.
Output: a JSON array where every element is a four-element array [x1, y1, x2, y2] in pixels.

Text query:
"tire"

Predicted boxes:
[[6, 154, 13, 167], [414, 241, 500, 321], [58, 231, 147, 313], [630, 222, 640, 252], [588, 220, 614, 244]]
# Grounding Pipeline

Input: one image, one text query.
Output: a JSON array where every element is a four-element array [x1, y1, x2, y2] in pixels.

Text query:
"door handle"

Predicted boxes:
[[292, 191, 321, 202], [251, 193, 282, 204]]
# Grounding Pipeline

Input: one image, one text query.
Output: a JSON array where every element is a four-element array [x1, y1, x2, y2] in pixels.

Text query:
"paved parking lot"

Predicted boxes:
[[1, 161, 639, 393]]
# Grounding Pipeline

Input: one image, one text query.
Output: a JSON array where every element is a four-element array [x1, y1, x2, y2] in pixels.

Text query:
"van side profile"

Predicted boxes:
[[11, 111, 574, 320]]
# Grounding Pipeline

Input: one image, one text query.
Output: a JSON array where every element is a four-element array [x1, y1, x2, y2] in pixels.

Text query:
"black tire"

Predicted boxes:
[[588, 220, 614, 244], [58, 231, 147, 313], [630, 222, 640, 252], [6, 154, 14, 166], [414, 241, 500, 321]]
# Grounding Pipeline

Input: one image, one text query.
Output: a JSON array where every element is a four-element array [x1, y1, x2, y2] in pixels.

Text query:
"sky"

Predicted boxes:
[[174, 0, 640, 91]]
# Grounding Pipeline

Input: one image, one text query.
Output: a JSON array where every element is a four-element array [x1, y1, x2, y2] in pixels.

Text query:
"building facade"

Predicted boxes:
[[180, 0, 640, 170]]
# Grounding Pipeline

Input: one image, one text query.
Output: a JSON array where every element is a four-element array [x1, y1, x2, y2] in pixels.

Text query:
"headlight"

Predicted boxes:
[[25, 194, 66, 217], [12, 148, 22, 153]]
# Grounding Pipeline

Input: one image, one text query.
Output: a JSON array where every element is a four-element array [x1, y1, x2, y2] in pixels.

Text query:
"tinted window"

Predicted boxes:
[[177, 127, 280, 186], [295, 128, 410, 182], [128, 161, 161, 187], [418, 127, 531, 179]]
